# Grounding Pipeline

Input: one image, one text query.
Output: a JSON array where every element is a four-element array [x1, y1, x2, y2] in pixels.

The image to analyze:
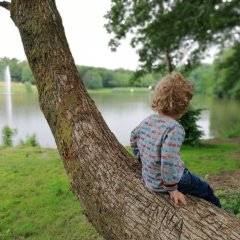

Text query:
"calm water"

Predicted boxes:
[[0, 90, 240, 147]]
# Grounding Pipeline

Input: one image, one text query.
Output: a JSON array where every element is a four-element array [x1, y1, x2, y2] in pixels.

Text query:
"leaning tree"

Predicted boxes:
[[1, 1, 240, 239]]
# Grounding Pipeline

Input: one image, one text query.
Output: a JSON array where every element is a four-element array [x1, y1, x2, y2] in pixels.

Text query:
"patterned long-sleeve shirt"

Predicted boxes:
[[130, 114, 185, 192]]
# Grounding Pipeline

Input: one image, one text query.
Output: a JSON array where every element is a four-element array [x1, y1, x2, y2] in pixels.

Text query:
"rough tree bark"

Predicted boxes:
[[1, 1, 240, 239]]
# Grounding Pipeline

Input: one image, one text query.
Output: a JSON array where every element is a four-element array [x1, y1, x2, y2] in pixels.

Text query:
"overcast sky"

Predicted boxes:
[[0, 0, 139, 70]]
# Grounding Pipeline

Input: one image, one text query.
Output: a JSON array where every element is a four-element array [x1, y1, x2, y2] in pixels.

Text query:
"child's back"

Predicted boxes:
[[130, 72, 221, 207], [131, 114, 185, 192]]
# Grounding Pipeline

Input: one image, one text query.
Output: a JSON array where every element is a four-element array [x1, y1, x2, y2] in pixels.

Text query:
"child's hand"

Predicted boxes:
[[169, 190, 187, 206]]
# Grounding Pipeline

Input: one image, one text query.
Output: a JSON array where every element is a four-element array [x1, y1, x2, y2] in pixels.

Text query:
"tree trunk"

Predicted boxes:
[[1, 0, 240, 239], [165, 51, 173, 73]]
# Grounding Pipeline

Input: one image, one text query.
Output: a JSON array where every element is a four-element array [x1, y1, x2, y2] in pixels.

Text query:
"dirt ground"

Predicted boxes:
[[209, 169, 240, 192], [206, 137, 240, 192]]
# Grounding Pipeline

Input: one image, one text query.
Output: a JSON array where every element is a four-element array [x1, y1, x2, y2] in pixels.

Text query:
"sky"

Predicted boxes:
[[0, 0, 139, 70]]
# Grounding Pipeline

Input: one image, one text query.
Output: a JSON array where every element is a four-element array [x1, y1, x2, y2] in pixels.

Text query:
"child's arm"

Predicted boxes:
[[161, 125, 185, 192], [130, 127, 141, 162], [161, 126, 187, 205]]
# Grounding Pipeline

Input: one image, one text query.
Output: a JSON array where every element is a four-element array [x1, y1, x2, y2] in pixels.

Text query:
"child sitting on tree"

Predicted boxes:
[[130, 72, 221, 207]]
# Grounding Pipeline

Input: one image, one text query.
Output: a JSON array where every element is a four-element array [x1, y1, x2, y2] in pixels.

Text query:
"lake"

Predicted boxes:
[[1, 90, 240, 147]]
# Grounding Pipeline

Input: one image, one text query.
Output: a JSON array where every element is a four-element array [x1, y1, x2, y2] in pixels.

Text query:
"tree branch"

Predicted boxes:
[[0, 1, 11, 10]]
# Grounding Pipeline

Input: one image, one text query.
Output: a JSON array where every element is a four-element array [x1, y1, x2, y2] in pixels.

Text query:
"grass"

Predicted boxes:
[[88, 87, 149, 94], [0, 146, 102, 240], [0, 141, 240, 239], [181, 141, 240, 176], [0, 81, 37, 94]]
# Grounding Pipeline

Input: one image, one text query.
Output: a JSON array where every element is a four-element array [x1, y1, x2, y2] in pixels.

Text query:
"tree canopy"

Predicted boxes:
[[213, 44, 240, 99], [105, 0, 240, 74]]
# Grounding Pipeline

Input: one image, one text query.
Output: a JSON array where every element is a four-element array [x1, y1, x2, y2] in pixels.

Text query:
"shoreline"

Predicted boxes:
[[0, 80, 149, 94]]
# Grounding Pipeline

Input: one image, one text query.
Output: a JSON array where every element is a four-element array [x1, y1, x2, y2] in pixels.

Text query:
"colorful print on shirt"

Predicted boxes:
[[130, 114, 185, 192]]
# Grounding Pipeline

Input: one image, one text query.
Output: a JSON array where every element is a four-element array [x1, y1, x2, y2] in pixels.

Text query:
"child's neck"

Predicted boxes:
[[158, 112, 181, 120]]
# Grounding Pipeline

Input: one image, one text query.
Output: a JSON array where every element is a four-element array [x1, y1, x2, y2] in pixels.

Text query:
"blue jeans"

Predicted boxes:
[[178, 168, 221, 208]]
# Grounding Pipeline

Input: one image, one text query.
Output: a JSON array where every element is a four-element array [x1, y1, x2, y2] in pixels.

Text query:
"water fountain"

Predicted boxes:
[[4, 65, 11, 94]]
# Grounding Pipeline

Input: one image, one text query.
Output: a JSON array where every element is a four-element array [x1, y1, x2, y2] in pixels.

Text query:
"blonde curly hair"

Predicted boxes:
[[151, 72, 193, 116]]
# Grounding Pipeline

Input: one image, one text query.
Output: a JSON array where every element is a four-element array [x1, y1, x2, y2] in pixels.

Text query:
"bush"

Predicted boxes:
[[19, 134, 39, 147], [178, 108, 203, 146], [1, 126, 17, 147]]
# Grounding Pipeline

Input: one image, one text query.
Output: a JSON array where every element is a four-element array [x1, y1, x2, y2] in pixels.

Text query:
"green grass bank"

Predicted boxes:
[[1, 140, 240, 239]]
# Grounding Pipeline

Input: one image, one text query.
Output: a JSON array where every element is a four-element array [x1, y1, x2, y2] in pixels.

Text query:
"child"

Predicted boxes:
[[130, 72, 221, 207]]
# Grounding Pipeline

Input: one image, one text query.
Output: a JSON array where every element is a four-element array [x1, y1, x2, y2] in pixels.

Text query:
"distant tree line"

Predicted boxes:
[[1, 44, 240, 99], [0, 58, 34, 84], [0, 57, 159, 89]]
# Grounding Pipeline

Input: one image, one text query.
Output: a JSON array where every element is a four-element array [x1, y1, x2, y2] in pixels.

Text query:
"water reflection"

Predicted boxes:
[[210, 98, 240, 137], [5, 93, 12, 125], [0, 93, 55, 148], [92, 91, 153, 147], [0, 91, 239, 147], [197, 110, 212, 139], [2, 66, 13, 125]]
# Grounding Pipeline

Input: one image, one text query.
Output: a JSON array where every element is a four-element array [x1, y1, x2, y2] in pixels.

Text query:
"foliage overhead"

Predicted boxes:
[[105, 0, 240, 74], [187, 64, 215, 95]]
